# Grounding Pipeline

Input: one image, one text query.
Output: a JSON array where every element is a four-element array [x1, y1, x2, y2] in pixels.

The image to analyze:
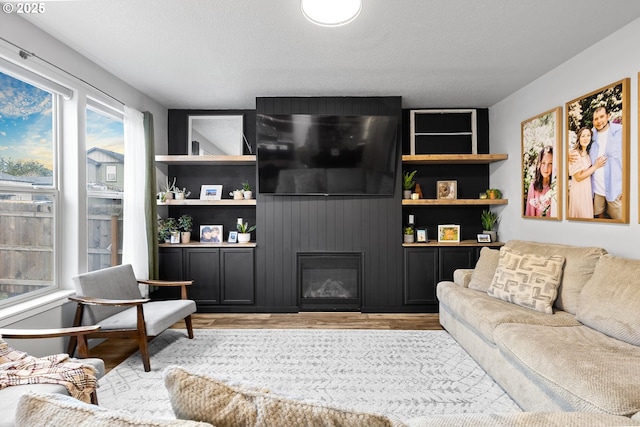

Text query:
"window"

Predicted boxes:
[[0, 70, 57, 305], [86, 104, 124, 271]]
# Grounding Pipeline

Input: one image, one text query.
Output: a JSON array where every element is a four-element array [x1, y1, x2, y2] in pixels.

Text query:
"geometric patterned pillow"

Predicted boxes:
[[487, 247, 565, 314]]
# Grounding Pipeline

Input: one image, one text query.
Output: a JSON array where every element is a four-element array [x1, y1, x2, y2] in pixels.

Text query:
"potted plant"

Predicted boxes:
[[159, 177, 177, 200], [164, 217, 180, 244], [174, 187, 191, 200], [157, 218, 171, 243], [403, 225, 415, 243], [177, 214, 193, 243], [480, 209, 499, 242], [241, 182, 252, 200], [229, 189, 244, 200], [402, 170, 417, 199], [236, 221, 256, 244], [486, 188, 502, 200]]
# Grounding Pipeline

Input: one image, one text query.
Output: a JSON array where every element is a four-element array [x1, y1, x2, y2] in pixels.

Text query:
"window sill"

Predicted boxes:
[[0, 290, 74, 327]]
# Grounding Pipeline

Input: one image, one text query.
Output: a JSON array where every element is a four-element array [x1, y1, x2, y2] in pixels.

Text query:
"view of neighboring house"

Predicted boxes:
[[86, 147, 124, 193]]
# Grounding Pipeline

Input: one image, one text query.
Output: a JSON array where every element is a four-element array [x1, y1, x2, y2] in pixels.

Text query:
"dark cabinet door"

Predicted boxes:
[[438, 247, 475, 281], [403, 247, 438, 305], [183, 248, 221, 304], [220, 248, 255, 304]]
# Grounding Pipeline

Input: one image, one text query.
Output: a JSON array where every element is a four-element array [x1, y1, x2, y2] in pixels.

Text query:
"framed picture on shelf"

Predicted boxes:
[[436, 180, 457, 199], [416, 229, 427, 242], [476, 233, 492, 243], [437, 224, 460, 243], [228, 231, 238, 243], [200, 184, 223, 200], [565, 78, 629, 223], [521, 107, 562, 220], [200, 225, 223, 243]]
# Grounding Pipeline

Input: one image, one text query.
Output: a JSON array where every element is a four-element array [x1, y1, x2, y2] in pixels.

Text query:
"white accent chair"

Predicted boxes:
[[67, 264, 196, 372]]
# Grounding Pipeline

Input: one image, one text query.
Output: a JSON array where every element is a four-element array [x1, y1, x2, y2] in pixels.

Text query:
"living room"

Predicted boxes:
[[1, 1, 640, 425]]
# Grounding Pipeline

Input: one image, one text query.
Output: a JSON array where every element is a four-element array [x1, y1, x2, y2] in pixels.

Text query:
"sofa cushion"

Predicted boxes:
[[163, 365, 405, 427], [487, 247, 564, 314], [505, 240, 606, 314], [576, 254, 640, 346], [98, 299, 197, 336], [15, 392, 213, 427], [437, 282, 580, 344], [468, 247, 500, 292], [406, 412, 640, 427], [494, 324, 640, 416]]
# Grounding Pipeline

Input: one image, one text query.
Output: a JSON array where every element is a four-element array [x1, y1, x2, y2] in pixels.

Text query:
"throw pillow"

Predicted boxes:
[[163, 365, 406, 427], [15, 392, 213, 427], [576, 254, 640, 346], [468, 247, 500, 292], [487, 247, 565, 314]]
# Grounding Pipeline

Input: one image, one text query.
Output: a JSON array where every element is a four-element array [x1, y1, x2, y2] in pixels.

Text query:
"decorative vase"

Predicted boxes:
[[403, 190, 412, 199], [170, 231, 180, 244], [180, 231, 191, 244], [174, 192, 185, 200], [243, 191, 252, 200], [404, 234, 414, 243], [231, 190, 243, 200], [237, 233, 251, 243], [164, 191, 174, 200]]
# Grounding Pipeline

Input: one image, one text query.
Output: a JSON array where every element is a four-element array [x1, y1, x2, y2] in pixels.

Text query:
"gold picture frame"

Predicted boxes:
[[521, 107, 562, 220], [565, 78, 630, 223]]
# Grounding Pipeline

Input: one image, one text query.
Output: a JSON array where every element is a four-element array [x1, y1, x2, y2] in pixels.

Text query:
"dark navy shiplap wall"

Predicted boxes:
[[255, 97, 403, 311]]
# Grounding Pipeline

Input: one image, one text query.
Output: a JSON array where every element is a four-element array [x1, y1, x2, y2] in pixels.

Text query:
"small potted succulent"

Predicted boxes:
[[241, 182, 252, 200], [481, 209, 499, 242], [236, 221, 256, 244], [174, 187, 191, 200], [403, 225, 415, 243], [159, 177, 177, 201], [402, 170, 417, 199], [157, 218, 172, 243]]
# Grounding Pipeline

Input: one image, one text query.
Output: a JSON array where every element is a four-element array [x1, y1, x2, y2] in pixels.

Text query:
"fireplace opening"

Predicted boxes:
[[297, 252, 362, 311]]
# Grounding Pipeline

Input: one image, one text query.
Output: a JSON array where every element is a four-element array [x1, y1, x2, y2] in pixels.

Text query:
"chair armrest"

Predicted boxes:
[[138, 279, 193, 300], [69, 295, 150, 307], [0, 325, 101, 358], [0, 325, 100, 339], [138, 279, 193, 287]]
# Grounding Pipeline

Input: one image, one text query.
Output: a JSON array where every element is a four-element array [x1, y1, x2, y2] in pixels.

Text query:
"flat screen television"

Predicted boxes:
[[257, 114, 398, 195]]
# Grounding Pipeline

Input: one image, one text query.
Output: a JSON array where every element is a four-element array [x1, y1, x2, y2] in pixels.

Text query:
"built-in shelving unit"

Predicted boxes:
[[402, 154, 507, 164], [155, 155, 256, 165]]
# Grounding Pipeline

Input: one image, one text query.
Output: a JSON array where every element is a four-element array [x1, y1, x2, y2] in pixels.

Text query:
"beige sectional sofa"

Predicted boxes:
[[437, 240, 640, 422]]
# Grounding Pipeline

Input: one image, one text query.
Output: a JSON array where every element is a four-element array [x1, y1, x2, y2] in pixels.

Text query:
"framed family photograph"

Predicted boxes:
[[416, 229, 427, 243], [437, 224, 460, 243], [521, 107, 562, 220], [200, 184, 223, 200], [228, 231, 238, 243], [436, 180, 457, 199], [200, 225, 223, 243], [565, 78, 629, 223], [476, 233, 492, 243]]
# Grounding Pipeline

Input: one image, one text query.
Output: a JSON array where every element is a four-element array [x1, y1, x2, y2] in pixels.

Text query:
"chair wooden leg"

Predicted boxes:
[[136, 305, 151, 372], [67, 304, 85, 356], [185, 315, 194, 339]]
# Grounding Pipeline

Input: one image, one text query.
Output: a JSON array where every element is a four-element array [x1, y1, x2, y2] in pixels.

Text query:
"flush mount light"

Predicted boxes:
[[301, 0, 362, 27]]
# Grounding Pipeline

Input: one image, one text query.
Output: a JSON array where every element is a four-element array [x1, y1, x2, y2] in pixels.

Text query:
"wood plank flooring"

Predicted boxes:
[[91, 312, 442, 373]]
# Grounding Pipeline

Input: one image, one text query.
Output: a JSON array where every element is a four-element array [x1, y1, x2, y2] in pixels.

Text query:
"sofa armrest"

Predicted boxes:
[[453, 269, 474, 287]]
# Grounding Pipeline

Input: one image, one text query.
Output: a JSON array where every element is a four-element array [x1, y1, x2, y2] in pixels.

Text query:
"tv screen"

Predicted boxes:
[[257, 114, 398, 195]]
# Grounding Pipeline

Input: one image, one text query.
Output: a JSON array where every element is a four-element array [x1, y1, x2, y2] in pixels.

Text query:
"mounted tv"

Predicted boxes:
[[257, 114, 398, 195]]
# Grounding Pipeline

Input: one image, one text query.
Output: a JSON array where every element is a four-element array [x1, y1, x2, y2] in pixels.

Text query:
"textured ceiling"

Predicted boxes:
[[16, 0, 640, 109]]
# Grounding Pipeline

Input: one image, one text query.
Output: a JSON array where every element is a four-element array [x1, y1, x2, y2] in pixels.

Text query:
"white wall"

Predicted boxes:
[[489, 17, 640, 258]]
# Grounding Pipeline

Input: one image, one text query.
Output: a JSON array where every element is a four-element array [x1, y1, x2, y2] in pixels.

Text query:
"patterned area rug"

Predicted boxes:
[[98, 329, 520, 421]]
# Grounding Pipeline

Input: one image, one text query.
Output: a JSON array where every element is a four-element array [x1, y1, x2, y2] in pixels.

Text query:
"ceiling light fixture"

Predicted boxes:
[[301, 0, 362, 27]]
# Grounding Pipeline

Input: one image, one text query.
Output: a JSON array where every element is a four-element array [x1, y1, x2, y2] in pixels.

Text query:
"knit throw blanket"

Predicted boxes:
[[0, 337, 97, 403]]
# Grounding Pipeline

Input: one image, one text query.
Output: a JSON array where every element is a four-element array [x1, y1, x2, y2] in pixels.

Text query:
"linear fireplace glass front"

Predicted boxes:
[[297, 252, 362, 311]]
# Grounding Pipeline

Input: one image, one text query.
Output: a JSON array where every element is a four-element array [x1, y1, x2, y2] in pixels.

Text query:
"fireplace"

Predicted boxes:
[[297, 252, 362, 311]]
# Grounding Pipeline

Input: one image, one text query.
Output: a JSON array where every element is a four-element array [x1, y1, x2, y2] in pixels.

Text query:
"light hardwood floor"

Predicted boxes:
[[91, 312, 442, 372]]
